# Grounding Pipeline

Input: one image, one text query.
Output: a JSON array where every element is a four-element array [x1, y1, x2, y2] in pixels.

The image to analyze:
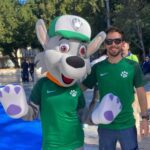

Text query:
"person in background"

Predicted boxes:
[[141, 56, 150, 75], [21, 58, 29, 82], [29, 59, 35, 82], [81, 26, 149, 150], [122, 41, 139, 62]]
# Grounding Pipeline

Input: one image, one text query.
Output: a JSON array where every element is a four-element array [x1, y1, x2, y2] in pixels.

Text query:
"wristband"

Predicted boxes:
[[141, 115, 149, 120]]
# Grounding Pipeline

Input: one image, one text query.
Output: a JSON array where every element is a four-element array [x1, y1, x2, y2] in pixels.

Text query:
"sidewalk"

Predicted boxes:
[[0, 68, 150, 150]]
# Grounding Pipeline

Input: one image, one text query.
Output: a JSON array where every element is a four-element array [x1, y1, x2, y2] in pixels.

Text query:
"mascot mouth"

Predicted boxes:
[[62, 74, 74, 84]]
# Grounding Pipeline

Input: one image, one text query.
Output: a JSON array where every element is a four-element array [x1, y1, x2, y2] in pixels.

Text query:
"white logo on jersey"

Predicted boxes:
[[47, 90, 56, 94], [120, 71, 128, 78], [70, 90, 77, 97], [100, 73, 108, 77]]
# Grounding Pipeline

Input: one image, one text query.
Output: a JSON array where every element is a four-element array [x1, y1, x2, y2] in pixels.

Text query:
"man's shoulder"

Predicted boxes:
[[91, 56, 107, 66], [123, 58, 140, 70], [93, 58, 107, 67]]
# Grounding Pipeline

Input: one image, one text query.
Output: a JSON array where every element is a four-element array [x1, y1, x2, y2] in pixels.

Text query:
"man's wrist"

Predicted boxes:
[[141, 114, 149, 120]]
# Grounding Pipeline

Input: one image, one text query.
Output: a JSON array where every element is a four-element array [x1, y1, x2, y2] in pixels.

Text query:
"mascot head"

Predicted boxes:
[[35, 15, 106, 87]]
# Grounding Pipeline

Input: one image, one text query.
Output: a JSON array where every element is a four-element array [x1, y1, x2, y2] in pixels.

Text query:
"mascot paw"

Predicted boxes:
[[91, 93, 122, 124], [0, 84, 28, 118]]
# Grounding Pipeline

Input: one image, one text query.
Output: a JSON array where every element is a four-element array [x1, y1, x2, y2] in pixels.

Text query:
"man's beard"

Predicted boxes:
[[108, 47, 122, 57]]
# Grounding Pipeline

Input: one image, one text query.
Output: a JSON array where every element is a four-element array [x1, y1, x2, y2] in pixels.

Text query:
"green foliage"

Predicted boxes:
[[110, 0, 150, 60]]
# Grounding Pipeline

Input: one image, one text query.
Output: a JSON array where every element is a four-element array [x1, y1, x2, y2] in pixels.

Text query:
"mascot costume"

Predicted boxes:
[[0, 15, 121, 150]]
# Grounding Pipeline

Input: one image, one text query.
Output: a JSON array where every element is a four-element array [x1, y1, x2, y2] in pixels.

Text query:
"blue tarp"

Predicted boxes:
[[0, 104, 42, 150]]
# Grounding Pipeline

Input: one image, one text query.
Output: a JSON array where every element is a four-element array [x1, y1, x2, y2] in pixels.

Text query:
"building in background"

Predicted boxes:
[[0, 47, 40, 68]]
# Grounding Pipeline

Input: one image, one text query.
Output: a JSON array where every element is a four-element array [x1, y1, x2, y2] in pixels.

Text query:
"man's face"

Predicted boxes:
[[104, 32, 123, 57]]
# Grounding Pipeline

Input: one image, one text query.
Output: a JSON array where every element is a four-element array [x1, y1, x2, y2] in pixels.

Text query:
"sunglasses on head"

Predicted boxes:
[[105, 38, 122, 45]]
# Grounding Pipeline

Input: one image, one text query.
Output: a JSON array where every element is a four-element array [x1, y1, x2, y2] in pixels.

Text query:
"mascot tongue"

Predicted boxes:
[[62, 74, 74, 84]]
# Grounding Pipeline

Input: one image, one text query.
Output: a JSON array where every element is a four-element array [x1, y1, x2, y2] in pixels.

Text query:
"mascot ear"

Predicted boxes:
[[34, 52, 47, 74], [36, 19, 50, 50], [86, 31, 106, 57]]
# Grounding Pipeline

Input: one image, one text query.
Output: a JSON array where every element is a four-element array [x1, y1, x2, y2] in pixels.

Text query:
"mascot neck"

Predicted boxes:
[[46, 72, 64, 87]]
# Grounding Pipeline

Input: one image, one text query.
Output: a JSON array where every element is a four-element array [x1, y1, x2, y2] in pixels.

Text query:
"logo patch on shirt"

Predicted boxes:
[[100, 73, 108, 77], [70, 90, 77, 97], [47, 90, 56, 94], [120, 71, 128, 78]]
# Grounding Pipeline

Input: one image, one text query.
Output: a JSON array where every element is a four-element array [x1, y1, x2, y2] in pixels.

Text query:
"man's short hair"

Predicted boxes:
[[105, 26, 124, 40]]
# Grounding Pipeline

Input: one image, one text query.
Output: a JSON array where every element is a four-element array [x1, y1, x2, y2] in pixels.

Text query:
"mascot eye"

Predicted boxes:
[[79, 45, 86, 57], [59, 43, 69, 53]]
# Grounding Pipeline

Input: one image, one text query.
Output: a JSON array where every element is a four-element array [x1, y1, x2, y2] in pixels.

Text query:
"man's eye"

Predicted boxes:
[[59, 43, 69, 53]]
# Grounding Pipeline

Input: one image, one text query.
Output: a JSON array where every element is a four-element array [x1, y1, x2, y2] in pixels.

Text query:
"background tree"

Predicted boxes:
[[0, 0, 37, 67], [110, 0, 150, 61]]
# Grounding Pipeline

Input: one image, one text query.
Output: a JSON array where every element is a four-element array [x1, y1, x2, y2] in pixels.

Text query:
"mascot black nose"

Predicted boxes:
[[66, 56, 85, 68]]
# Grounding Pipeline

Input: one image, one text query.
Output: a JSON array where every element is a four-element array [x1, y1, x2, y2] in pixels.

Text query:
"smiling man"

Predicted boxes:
[[82, 26, 149, 150]]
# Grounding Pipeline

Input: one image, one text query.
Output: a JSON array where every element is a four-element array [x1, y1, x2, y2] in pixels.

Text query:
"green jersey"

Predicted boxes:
[[83, 58, 144, 130], [30, 77, 85, 150]]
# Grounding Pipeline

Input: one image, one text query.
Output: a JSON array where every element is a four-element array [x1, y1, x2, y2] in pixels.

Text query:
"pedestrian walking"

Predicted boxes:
[[29, 59, 35, 82], [81, 26, 149, 150], [21, 58, 29, 82], [141, 56, 150, 75]]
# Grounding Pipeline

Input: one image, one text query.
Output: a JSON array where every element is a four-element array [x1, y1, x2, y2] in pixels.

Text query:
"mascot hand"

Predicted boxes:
[[91, 93, 122, 124], [0, 84, 29, 118]]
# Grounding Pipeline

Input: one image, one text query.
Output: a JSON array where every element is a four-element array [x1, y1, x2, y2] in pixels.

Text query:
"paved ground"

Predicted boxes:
[[0, 68, 150, 150]]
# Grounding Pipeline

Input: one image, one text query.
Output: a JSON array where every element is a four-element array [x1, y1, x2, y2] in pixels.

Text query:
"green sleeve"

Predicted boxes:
[[82, 64, 97, 89], [134, 63, 144, 88]]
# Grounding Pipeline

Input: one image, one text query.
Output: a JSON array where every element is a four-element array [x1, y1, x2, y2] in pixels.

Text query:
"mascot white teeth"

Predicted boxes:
[[0, 15, 106, 150]]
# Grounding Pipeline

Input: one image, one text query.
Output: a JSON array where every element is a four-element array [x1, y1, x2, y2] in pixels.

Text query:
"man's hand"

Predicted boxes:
[[140, 119, 149, 138]]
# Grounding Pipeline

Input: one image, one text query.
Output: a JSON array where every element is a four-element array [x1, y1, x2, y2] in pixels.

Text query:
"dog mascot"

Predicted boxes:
[[0, 15, 121, 150]]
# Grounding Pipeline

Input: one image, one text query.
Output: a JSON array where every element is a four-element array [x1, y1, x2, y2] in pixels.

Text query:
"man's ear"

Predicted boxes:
[[86, 31, 106, 57], [36, 19, 50, 50]]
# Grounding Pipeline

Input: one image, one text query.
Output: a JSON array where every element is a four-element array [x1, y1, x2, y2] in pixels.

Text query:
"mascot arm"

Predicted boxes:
[[83, 93, 122, 125], [0, 84, 29, 119], [91, 93, 122, 124], [22, 101, 39, 121], [0, 84, 39, 120]]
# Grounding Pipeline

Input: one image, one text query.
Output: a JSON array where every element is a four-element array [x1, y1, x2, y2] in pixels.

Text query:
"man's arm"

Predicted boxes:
[[136, 87, 148, 115], [136, 87, 149, 137]]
